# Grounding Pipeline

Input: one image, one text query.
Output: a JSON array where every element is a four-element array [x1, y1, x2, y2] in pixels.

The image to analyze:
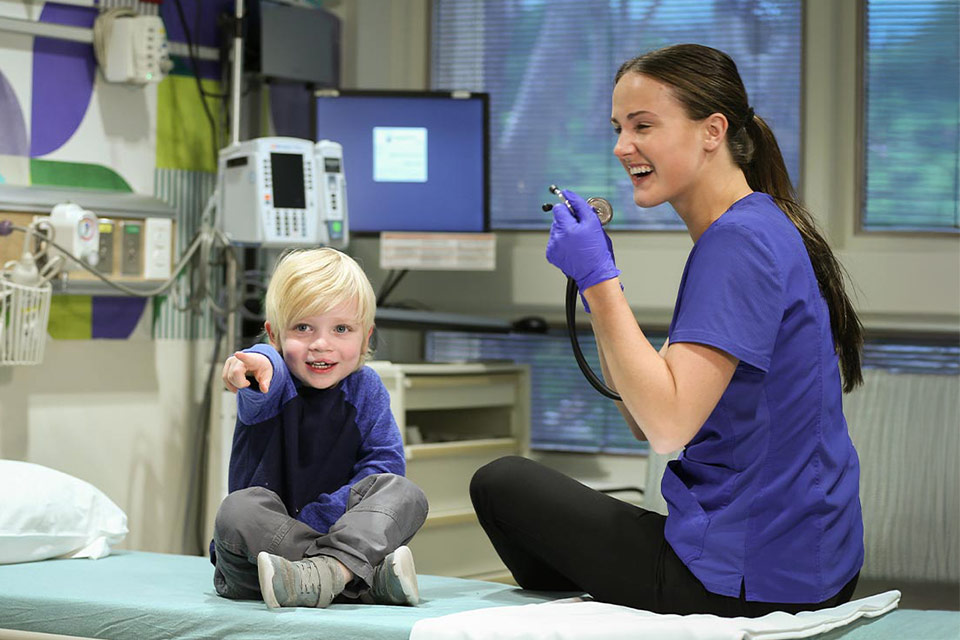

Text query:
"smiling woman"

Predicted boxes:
[[470, 42, 866, 618]]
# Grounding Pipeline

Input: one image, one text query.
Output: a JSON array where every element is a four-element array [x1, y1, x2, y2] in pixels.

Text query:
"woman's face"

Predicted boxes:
[[611, 72, 707, 211]]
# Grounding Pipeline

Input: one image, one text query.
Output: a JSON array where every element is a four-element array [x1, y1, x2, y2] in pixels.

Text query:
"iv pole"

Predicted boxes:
[[225, 0, 243, 350]]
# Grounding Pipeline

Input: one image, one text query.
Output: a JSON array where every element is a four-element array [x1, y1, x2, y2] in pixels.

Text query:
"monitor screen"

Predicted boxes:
[[270, 153, 306, 209], [314, 90, 489, 233]]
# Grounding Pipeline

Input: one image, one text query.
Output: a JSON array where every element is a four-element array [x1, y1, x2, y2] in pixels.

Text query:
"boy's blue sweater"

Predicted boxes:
[[229, 343, 405, 534]]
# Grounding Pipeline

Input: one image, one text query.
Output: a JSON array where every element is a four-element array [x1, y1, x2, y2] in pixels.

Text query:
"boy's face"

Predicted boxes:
[[266, 299, 371, 390]]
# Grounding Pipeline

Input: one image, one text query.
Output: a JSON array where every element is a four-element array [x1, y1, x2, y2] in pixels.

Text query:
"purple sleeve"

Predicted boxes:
[[235, 343, 298, 425], [669, 223, 783, 371], [297, 367, 405, 532]]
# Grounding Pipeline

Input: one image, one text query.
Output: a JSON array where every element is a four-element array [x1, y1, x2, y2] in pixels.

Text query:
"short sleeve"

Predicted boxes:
[[669, 223, 783, 371]]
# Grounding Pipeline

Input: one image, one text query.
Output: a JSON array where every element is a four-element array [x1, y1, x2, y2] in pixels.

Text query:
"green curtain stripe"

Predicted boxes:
[[30, 160, 132, 192]]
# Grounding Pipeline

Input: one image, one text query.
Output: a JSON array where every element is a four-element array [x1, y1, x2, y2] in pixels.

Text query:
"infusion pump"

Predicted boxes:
[[217, 137, 349, 248]]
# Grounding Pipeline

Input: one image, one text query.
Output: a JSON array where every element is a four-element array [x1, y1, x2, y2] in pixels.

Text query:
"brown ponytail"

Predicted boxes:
[[742, 116, 863, 392], [617, 44, 864, 391]]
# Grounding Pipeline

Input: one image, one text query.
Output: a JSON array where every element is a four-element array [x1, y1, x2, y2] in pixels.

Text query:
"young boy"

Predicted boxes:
[[211, 247, 428, 609]]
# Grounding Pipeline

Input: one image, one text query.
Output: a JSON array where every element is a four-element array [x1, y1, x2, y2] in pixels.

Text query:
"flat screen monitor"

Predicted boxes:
[[313, 90, 489, 234]]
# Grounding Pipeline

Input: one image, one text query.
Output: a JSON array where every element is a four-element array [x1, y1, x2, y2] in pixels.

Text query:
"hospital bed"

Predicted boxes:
[[0, 551, 558, 639], [0, 551, 956, 640]]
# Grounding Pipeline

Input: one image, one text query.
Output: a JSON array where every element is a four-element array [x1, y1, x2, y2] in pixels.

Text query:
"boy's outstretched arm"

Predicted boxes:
[[230, 344, 296, 426]]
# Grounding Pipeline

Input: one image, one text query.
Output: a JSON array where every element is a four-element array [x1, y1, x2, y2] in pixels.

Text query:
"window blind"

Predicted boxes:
[[426, 331, 958, 453], [863, 0, 960, 231], [426, 330, 662, 454], [862, 339, 960, 374], [431, 0, 803, 230]]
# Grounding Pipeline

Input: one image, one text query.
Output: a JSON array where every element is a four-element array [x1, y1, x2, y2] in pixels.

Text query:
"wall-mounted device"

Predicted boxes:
[[47, 203, 100, 271], [249, 1, 340, 86], [95, 12, 172, 85], [217, 137, 349, 248], [315, 140, 349, 247]]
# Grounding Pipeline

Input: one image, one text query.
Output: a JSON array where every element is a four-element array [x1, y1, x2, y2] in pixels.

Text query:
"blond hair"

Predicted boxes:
[[264, 248, 377, 364]]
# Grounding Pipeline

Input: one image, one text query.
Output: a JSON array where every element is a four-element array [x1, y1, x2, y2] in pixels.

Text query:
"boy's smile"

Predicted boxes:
[[267, 300, 371, 390]]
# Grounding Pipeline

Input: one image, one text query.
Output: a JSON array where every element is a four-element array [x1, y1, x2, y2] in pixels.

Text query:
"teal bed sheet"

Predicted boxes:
[[0, 551, 956, 640], [816, 608, 959, 640], [0, 551, 560, 640]]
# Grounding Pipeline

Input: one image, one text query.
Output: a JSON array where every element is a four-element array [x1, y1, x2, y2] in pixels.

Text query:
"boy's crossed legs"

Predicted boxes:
[[213, 473, 428, 608]]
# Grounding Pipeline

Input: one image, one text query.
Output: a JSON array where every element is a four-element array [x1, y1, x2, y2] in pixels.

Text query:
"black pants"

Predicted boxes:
[[470, 456, 858, 617]]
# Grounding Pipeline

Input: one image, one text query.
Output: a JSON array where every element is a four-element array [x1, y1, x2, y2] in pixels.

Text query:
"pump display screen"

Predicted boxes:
[[315, 91, 488, 233], [270, 153, 306, 209]]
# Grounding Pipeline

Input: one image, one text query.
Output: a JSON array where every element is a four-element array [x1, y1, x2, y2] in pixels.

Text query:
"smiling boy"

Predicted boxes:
[[211, 248, 428, 609]]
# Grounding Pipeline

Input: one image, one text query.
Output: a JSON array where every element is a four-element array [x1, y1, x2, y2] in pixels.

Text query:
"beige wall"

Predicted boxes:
[[0, 334, 213, 554]]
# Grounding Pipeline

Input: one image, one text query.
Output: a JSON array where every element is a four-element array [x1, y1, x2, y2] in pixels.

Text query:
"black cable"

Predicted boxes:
[[173, 0, 228, 100], [377, 269, 409, 307], [386, 270, 409, 301], [566, 277, 622, 401], [380, 269, 401, 298], [172, 0, 224, 165], [182, 319, 225, 555]]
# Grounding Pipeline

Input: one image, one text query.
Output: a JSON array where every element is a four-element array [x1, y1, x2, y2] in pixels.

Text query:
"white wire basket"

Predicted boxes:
[[0, 278, 52, 366]]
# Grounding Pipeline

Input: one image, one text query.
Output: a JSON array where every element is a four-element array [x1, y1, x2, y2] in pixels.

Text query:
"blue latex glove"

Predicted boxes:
[[545, 189, 621, 312]]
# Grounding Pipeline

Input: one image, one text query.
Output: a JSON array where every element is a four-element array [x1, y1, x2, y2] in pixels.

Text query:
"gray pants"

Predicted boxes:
[[213, 473, 428, 600]]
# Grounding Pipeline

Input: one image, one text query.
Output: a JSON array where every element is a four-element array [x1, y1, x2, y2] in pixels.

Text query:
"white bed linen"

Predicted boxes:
[[409, 590, 900, 640]]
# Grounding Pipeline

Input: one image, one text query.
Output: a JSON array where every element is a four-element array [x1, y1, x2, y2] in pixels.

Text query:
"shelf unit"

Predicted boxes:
[[367, 361, 530, 581]]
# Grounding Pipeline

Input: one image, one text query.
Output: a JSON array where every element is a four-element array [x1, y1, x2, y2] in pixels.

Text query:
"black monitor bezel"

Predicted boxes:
[[311, 89, 490, 235]]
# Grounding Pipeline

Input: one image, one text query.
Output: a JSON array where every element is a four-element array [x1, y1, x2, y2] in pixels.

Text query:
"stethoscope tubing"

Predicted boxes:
[[565, 276, 622, 401]]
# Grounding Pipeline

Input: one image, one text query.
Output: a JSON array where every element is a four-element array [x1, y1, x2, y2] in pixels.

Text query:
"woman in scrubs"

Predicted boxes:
[[470, 43, 864, 617]]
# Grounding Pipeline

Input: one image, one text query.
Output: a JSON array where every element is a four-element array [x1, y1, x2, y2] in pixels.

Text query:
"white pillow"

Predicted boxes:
[[0, 460, 128, 564]]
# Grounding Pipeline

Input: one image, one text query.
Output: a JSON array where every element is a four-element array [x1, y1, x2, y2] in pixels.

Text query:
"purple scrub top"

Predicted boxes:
[[663, 192, 863, 603]]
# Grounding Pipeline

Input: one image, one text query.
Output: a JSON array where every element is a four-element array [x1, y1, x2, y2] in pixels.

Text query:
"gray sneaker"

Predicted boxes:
[[257, 552, 345, 609], [368, 545, 420, 606]]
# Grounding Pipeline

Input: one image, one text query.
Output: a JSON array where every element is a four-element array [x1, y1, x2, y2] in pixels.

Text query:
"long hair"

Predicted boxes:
[[616, 44, 863, 391]]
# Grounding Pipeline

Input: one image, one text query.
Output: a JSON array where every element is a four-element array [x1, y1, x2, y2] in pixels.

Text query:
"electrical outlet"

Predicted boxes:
[[120, 220, 143, 276], [143, 218, 172, 280], [97, 219, 115, 274]]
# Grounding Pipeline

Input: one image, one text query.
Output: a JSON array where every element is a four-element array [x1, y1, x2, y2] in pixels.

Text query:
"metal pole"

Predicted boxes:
[[230, 0, 244, 146], [226, 246, 237, 354]]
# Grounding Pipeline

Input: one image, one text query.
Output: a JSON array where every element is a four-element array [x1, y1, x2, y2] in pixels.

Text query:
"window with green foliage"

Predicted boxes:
[[431, 0, 803, 230], [862, 0, 960, 231]]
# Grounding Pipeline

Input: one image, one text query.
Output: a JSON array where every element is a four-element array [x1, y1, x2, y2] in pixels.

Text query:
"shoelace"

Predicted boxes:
[[298, 560, 321, 597]]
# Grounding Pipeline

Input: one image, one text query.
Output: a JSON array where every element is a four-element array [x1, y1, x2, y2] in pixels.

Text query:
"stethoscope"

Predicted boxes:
[[542, 185, 622, 401]]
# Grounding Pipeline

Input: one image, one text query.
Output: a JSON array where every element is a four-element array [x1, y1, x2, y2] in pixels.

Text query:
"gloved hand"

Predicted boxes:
[[546, 189, 620, 312]]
